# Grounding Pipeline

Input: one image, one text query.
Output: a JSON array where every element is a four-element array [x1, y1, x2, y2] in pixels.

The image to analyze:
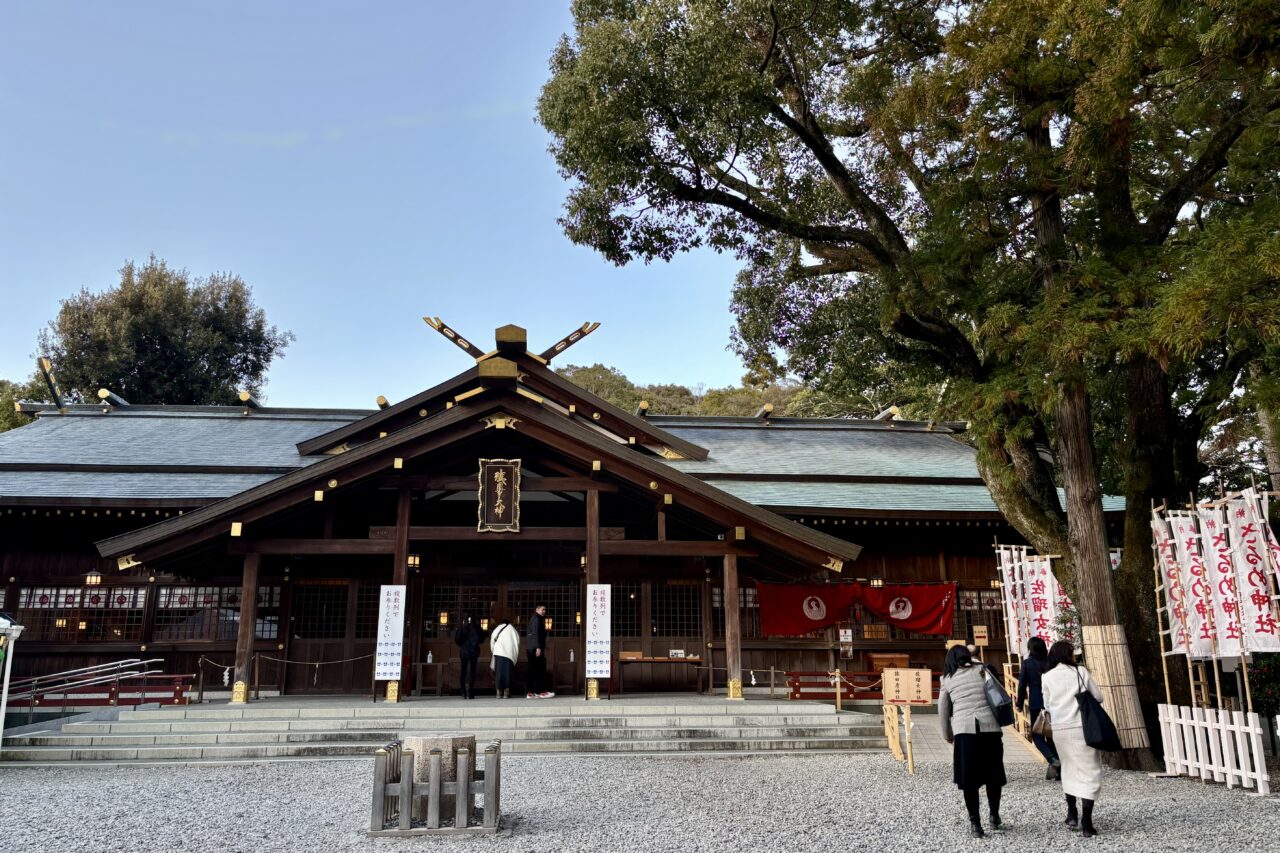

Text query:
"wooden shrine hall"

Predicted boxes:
[[0, 321, 1080, 700]]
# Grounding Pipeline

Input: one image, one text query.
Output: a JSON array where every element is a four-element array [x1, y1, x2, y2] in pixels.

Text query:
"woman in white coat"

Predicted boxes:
[[1041, 640, 1105, 837], [488, 613, 521, 699]]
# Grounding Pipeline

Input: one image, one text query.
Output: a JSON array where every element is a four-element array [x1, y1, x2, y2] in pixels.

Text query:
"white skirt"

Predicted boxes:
[[1056, 726, 1103, 800]]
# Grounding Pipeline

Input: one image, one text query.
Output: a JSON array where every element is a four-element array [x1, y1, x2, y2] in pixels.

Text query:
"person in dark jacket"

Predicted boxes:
[[525, 605, 553, 698], [938, 645, 1006, 838], [1016, 636, 1061, 778], [453, 614, 484, 699]]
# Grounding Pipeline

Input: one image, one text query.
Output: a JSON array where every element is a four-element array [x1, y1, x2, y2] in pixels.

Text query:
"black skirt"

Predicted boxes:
[[952, 730, 1006, 789]]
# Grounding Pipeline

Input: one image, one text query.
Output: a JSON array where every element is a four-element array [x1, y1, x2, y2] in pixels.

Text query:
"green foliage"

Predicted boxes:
[[539, 0, 1280, 510], [0, 375, 51, 434], [1248, 652, 1280, 718], [556, 362, 803, 416], [37, 256, 294, 405]]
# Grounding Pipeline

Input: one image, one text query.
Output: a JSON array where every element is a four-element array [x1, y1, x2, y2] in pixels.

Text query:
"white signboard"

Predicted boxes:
[[375, 584, 406, 682], [586, 583, 611, 679]]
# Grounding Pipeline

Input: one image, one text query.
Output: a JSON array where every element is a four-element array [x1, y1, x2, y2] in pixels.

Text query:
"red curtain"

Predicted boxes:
[[757, 582, 956, 637]]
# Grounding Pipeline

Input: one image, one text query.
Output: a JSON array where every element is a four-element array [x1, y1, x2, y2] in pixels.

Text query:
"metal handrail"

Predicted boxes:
[[10, 658, 161, 691], [8, 668, 166, 703]]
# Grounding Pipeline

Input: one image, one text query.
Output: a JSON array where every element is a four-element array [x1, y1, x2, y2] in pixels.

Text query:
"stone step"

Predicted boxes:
[[66, 713, 855, 735], [115, 703, 835, 722], [0, 735, 884, 762], [9, 724, 882, 748]]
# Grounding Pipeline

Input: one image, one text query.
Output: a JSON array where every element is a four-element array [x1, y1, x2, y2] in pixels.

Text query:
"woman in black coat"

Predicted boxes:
[[1015, 636, 1061, 778], [453, 614, 484, 699]]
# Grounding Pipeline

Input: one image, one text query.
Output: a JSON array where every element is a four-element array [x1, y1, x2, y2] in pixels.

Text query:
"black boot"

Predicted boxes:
[[988, 785, 1003, 831], [968, 820, 984, 838], [1081, 799, 1097, 837], [1065, 794, 1079, 830]]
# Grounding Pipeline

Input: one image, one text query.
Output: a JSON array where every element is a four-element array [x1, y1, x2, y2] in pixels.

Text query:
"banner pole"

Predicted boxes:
[[1151, 537, 1173, 706]]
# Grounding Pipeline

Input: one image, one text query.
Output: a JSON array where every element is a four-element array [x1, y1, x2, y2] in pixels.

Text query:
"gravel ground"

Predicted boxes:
[[3, 755, 1279, 853]]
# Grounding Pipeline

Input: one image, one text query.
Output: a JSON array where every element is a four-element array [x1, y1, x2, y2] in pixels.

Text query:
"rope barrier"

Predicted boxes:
[[257, 653, 375, 687], [198, 656, 233, 686]]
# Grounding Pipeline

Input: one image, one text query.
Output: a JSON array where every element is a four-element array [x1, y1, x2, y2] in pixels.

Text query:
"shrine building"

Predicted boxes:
[[0, 321, 1116, 699]]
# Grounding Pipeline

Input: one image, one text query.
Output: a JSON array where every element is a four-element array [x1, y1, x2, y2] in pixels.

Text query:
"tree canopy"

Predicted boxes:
[[37, 256, 294, 406]]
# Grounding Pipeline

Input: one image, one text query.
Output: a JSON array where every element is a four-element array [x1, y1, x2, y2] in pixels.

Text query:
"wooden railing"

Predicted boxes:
[[368, 739, 503, 836]]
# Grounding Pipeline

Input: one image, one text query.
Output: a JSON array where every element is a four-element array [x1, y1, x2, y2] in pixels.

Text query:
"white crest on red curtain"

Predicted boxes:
[[802, 596, 827, 621]]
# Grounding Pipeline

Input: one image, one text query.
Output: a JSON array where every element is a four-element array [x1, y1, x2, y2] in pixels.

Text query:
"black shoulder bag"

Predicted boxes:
[[1076, 668, 1122, 751]]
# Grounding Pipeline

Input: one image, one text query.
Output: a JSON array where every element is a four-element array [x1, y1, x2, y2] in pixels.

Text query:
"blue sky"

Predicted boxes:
[[0, 3, 745, 407]]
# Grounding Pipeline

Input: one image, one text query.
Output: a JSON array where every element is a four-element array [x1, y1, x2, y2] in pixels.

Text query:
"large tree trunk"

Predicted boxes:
[[1119, 356, 1188, 706], [1025, 106, 1156, 767], [1057, 380, 1157, 768]]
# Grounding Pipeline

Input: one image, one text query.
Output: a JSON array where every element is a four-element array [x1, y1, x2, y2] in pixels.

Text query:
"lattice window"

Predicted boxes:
[[423, 584, 460, 639], [652, 582, 701, 637], [953, 600, 1006, 642], [16, 586, 146, 642], [153, 586, 280, 641], [611, 582, 641, 637], [713, 586, 761, 639], [291, 584, 349, 639], [506, 581, 581, 638], [353, 584, 381, 640]]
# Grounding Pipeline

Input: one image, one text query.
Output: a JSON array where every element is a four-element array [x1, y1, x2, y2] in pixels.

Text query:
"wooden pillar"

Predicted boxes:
[[723, 554, 743, 700], [388, 485, 411, 702], [585, 489, 601, 699], [231, 553, 260, 704]]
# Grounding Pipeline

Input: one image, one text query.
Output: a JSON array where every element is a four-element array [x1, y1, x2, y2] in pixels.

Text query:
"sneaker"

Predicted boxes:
[[539, 691, 555, 698], [968, 821, 984, 839], [989, 814, 1004, 832], [526, 692, 536, 699]]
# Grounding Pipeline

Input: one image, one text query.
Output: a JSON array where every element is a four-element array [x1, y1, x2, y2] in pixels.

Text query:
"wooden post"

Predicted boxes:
[[483, 743, 499, 829], [455, 748, 470, 828], [371, 748, 388, 832], [389, 485, 411, 702], [585, 489, 600, 700], [904, 705, 916, 775], [231, 553, 260, 704], [399, 750, 414, 830], [427, 748, 442, 829], [723, 554, 742, 700], [1150, 544, 1174, 706]]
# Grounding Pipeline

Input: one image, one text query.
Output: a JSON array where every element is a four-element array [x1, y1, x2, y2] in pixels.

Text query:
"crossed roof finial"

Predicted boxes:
[[422, 317, 600, 363]]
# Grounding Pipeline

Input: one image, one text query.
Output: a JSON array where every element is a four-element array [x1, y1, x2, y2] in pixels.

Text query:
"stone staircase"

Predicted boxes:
[[0, 699, 885, 765]]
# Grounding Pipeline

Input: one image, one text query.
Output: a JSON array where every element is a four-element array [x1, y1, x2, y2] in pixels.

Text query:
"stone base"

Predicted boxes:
[[404, 732, 475, 822]]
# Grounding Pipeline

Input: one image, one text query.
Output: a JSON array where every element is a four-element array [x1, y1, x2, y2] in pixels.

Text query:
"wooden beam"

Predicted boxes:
[[380, 475, 616, 492], [599, 540, 756, 557], [423, 316, 485, 359], [586, 490, 600, 585], [230, 539, 397, 555], [539, 321, 600, 362], [393, 486, 411, 586], [231, 553, 260, 704], [724, 553, 742, 700], [369, 526, 625, 541], [495, 324, 527, 354]]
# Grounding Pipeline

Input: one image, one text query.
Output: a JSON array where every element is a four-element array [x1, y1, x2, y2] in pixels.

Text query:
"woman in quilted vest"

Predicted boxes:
[[938, 645, 1006, 838]]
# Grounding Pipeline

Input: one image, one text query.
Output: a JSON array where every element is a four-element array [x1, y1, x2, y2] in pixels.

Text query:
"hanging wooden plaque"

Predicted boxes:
[[477, 458, 521, 532]]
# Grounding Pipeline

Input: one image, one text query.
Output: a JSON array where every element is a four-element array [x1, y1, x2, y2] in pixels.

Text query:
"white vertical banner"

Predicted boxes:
[[1152, 512, 1191, 655], [585, 583, 611, 679], [996, 546, 1025, 656], [1025, 555, 1059, 644], [1227, 492, 1280, 651], [1196, 505, 1244, 657], [375, 584, 407, 682], [1169, 510, 1219, 659]]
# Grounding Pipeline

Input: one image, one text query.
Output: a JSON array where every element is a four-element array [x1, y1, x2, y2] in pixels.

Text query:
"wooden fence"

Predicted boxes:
[[368, 738, 503, 836], [1157, 704, 1270, 795]]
